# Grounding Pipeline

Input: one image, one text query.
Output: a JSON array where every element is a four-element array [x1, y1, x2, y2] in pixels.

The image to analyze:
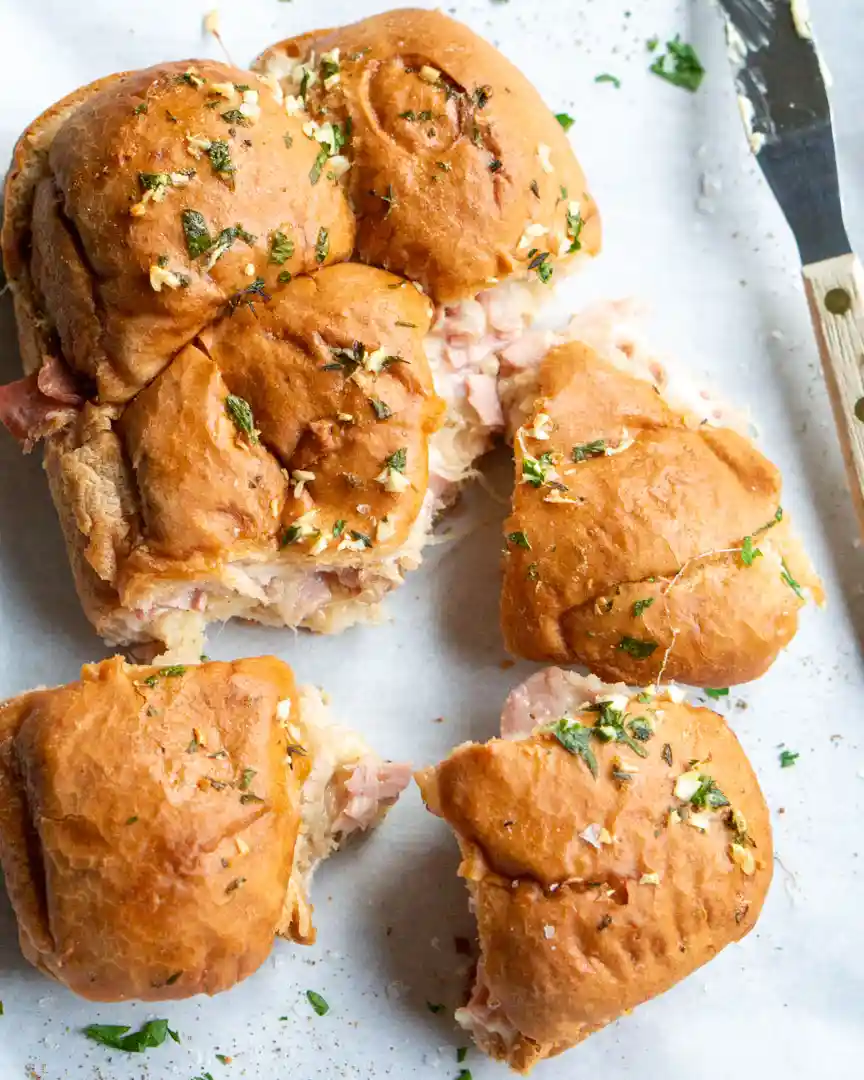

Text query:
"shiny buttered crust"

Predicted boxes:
[[417, 692, 772, 1072], [12, 59, 355, 402], [501, 342, 823, 685], [41, 263, 443, 632], [255, 8, 601, 302], [0, 655, 306, 1002]]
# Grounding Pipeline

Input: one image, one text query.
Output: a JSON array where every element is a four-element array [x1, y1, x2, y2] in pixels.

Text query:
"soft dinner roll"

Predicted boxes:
[[1, 58, 354, 404], [0, 655, 409, 1002], [256, 7, 602, 471], [40, 262, 444, 656], [500, 335, 823, 686], [416, 667, 772, 1073]]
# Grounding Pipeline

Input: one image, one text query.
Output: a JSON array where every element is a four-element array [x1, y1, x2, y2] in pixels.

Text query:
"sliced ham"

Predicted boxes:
[[500, 668, 630, 739], [466, 373, 504, 430], [0, 370, 77, 451], [333, 757, 413, 834], [36, 355, 84, 405]]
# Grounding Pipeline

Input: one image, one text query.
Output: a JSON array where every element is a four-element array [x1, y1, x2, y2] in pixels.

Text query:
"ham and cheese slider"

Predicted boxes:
[[416, 667, 772, 1073], [499, 326, 823, 686], [0, 655, 409, 1001], [255, 7, 602, 490]]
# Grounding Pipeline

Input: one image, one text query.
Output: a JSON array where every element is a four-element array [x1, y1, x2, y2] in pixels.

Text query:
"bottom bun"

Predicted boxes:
[[416, 668, 772, 1072]]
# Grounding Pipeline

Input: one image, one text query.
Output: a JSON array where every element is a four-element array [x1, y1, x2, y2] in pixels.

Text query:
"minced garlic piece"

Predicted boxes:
[[186, 134, 213, 157], [235, 836, 250, 856], [377, 467, 411, 494], [308, 533, 329, 557], [419, 65, 441, 84], [337, 412, 354, 422], [183, 69, 205, 89], [518, 222, 549, 250], [210, 81, 237, 100], [376, 517, 396, 542], [729, 843, 756, 876], [639, 871, 661, 886], [285, 94, 305, 115], [686, 811, 712, 832], [664, 684, 687, 704], [674, 770, 703, 802], [276, 699, 292, 721], [524, 412, 553, 440], [328, 154, 352, 179], [239, 88, 261, 123], [291, 469, 316, 498], [149, 264, 184, 291], [543, 489, 578, 505], [364, 347, 391, 374], [537, 143, 554, 173], [542, 925, 555, 940]]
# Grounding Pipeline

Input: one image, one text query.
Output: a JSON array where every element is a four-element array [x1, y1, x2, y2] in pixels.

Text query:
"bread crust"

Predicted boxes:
[[501, 341, 823, 684], [0, 655, 304, 1002], [5, 59, 356, 403], [416, 683, 772, 1071], [255, 8, 601, 302]]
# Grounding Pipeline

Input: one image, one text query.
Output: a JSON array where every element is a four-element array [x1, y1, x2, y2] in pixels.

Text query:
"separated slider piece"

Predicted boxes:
[[417, 667, 772, 1073], [0, 656, 409, 1001], [500, 337, 822, 686]]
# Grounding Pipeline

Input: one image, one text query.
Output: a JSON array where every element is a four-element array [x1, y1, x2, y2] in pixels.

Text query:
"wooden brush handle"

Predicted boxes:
[[803, 252, 864, 533]]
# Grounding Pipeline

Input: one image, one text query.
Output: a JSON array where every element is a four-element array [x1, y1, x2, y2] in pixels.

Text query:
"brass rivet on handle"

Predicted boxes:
[[825, 287, 853, 315], [855, 397, 864, 423]]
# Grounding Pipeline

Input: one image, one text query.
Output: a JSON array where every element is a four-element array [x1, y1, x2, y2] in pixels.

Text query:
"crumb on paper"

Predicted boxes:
[[204, 9, 220, 36]]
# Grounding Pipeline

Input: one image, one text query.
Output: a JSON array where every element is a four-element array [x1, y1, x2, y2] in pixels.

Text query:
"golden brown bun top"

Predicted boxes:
[[501, 341, 822, 685], [417, 689, 772, 1072], [256, 8, 601, 302], [112, 263, 442, 586], [35, 59, 355, 401], [0, 655, 304, 1002]]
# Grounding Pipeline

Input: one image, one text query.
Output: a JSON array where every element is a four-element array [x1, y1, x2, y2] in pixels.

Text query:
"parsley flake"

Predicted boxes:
[[207, 139, 234, 177], [548, 718, 598, 778], [269, 231, 295, 265], [555, 112, 575, 131], [83, 1019, 179, 1053], [650, 36, 705, 93], [617, 636, 658, 659], [307, 991, 330, 1016], [740, 535, 762, 567], [527, 250, 553, 284], [594, 74, 621, 88], [507, 531, 531, 550], [385, 447, 407, 472], [779, 749, 799, 768], [780, 559, 805, 599], [632, 597, 654, 618], [705, 688, 729, 700], [181, 209, 212, 258], [225, 394, 259, 443], [522, 451, 555, 487], [370, 397, 392, 420], [689, 775, 730, 810], [315, 227, 330, 263], [572, 439, 605, 462]]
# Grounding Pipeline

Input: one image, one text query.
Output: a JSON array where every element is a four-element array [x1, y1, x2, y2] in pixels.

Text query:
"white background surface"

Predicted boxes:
[[1, 0, 863, 1077]]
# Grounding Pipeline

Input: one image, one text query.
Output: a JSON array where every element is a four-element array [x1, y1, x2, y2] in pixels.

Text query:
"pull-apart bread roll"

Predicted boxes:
[[44, 262, 444, 655], [501, 338, 823, 686], [255, 7, 602, 478], [1, 58, 354, 405], [0, 656, 409, 1002], [416, 668, 772, 1073]]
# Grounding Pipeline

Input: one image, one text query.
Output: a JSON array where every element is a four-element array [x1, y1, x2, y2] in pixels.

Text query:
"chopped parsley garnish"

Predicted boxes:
[[278, 270, 292, 284], [225, 877, 246, 893], [133, 102, 148, 115], [238, 767, 257, 791], [221, 108, 248, 125], [269, 231, 295, 265], [740, 535, 762, 567], [226, 278, 270, 315], [627, 717, 654, 742], [526, 562, 539, 581], [385, 447, 407, 472], [522, 451, 555, 487], [350, 530, 373, 548], [527, 250, 553, 284], [617, 636, 658, 659], [139, 171, 171, 194], [632, 597, 654, 618], [141, 664, 186, 689], [662, 743, 673, 766], [555, 112, 575, 131], [650, 36, 705, 93], [323, 341, 365, 376], [181, 209, 212, 258], [507, 531, 531, 550], [781, 559, 805, 599], [647, 36, 660, 52], [332, 520, 346, 538], [378, 184, 398, 216], [215, 1055, 230, 1065], [239, 792, 264, 805], [587, 701, 650, 757], [436, 160, 452, 172], [307, 991, 330, 1016], [126, 816, 139, 825], [457, 1071, 473, 1080], [176, 71, 204, 88], [426, 1002, 445, 1014], [315, 227, 329, 263], [225, 394, 259, 443], [572, 439, 605, 462], [83, 1019, 179, 1053], [370, 397, 392, 420], [548, 718, 598, 778], [309, 146, 329, 185], [689, 775, 730, 810], [566, 204, 584, 252], [489, 158, 503, 173], [281, 525, 301, 547], [705, 688, 729, 700], [529, 179, 540, 198], [207, 139, 234, 177], [594, 74, 621, 88], [206, 223, 256, 267], [283, 132, 294, 148], [320, 56, 340, 81], [779, 749, 799, 768], [471, 85, 492, 109], [457, 1048, 468, 1062]]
